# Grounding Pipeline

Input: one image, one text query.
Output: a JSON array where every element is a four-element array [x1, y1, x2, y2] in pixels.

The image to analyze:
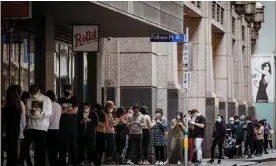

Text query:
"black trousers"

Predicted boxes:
[[95, 132, 105, 166], [77, 134, 95, 163], [244, 136, 253, 156], [58, 128, 78, 166], [264, 134, 268, 152], [105, 133, 115, 160], [210, 139, 223, 160], [19, 137, 32, 166], [6, 132, 19, 166], [256, 140, 264, 155], [115, 137, 125, 157], [154, 146, 164, 162], [253, 140, 257, 154], [47, 129, 59, 166], [142, 129, 150, 161], [126, 134, 143, 162], [268, 140, 273, 149], [22, 129, 46, 166]]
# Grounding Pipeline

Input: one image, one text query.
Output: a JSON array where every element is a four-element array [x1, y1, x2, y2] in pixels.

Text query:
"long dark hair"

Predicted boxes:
[[115, 107, 125, 118], [176, 111, 184, 121], [262, 62, 272, 74], [94, 104, 105, 123]]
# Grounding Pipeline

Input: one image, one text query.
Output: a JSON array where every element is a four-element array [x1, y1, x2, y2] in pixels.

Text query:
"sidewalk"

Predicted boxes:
[[231, 150, 276, 163]]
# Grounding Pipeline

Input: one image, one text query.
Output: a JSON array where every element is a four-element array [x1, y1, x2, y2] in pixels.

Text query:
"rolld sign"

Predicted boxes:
[[73, 25, 99, 52]]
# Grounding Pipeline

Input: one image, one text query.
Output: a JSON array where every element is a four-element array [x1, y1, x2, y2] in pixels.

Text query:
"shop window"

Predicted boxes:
[[54, 42, 75, 99], [1, 31, 36, 98]]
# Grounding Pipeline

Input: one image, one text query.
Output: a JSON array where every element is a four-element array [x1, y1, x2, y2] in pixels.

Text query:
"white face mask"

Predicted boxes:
[[176, 115, 181, 120], [84, 109, 90, 113], [32, 94, 39, 99], [156, 113, 162, 118]]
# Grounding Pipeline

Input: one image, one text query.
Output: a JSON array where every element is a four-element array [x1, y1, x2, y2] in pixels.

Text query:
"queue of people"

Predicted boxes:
[[1, 83, 273, 166], [208, 115, 274, 164]]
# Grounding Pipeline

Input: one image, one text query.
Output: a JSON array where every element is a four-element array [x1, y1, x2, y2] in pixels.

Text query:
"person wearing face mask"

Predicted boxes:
[[58, 84, 79, 166], [254, 120, 265, 156], [45, 90, 62, 166], [263, 119, 270, 154], [151, 108, 167, 165], [243, 116, 254, 158], [24, 84, 52, 166], [140, 106, 155, 164], [121, 105, 133, 162], [77, 102, 99, 165], [164, 111, 185, 165], [104, 101, 118, 164], [187, 110, 194, 164], [207, 115, 226, 164], [124, 104, 146, 165], [190, 109, 206, 166], [231, 115, 244, 157]]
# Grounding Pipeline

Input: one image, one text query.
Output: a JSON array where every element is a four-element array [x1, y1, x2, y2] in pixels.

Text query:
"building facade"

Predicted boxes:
[[1, 1, 265, 159]]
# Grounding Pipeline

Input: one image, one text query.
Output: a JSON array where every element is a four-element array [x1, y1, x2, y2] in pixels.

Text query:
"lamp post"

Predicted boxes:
[[253, 3, 265, 35], [232, 1, 247, 19], [244, 2, 256, 27]]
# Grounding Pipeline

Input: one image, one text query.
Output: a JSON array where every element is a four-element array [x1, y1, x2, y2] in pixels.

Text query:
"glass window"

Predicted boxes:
[[83, 53, 88, 101], [54, 42, 75, 99], [1, 31, 36, 98]]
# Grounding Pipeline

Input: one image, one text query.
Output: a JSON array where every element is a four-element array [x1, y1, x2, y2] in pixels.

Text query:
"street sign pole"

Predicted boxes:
[[183, 27, 190, 166]]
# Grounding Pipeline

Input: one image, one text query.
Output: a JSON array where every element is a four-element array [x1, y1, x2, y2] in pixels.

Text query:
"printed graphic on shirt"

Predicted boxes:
[[31, 100, 43, 113], [60, 103, 73, 109]]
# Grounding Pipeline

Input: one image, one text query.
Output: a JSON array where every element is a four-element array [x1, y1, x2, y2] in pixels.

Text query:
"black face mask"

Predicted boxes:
[[64, 91, 71, 97]]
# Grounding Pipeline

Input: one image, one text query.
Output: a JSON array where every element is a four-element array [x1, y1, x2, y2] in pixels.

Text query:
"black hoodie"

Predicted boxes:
[[78, 110, 99, 138], [212, 122, 226, 143]]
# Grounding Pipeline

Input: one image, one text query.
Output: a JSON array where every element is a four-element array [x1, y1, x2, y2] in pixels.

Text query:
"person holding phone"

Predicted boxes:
[[124, 104, 146, 165], [151, 108, 167, 165]]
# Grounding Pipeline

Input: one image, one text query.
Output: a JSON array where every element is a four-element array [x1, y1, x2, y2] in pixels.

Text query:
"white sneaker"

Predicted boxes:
[[127, 160, 134, 165], [163, 160, 169, 164], [143, 160, 150, 164], [155, 161, 160, 165], [159, 161, 164, 165], [177, 160, 181, 165]]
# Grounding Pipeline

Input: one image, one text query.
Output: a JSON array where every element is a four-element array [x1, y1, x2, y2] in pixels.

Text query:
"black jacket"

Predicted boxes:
[[212, 123, 226, 143], [78, 110, 99, 137], [246, 122, 254, 137]]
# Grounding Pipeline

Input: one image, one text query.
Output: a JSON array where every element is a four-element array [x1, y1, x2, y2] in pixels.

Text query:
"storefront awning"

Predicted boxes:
[[33, 1, 182, 37]]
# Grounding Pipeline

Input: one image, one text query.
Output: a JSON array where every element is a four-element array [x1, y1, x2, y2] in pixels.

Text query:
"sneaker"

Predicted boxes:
[[155, 161, 160, 165], [207, 159, 214, 164], [163, 160, 169, 164], [177, 160, 181, 165], [265, 151, 269, 154], [143, 160, 150, 165], [138, 160, 143, 165], [188, 161, 192, 165], [217, 160, 221, 164], [195, 161, 201, 166], [127, 160, 134, 165], [159, 161, 164, 165]]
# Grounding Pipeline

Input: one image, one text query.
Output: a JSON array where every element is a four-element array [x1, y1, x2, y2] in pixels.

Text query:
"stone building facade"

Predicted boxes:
[[102, 1, 262, 157]]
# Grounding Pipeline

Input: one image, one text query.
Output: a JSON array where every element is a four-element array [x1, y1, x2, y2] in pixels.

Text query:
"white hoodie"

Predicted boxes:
[[26, 94, 52, 131]]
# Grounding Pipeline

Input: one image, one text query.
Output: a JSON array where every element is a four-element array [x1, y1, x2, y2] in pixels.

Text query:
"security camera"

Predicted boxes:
[[107, 37, 111, 41]]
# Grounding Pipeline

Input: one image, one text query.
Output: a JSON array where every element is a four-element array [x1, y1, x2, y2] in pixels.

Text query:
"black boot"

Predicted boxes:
[[218, 160, 221, 164]]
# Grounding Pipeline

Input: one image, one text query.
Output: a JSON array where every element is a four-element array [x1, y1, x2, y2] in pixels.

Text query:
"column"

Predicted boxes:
[[214, 2, 233, 120]]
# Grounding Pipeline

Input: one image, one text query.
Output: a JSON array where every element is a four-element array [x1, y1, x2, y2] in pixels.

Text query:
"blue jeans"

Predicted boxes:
[[122, 135, 129, 159]]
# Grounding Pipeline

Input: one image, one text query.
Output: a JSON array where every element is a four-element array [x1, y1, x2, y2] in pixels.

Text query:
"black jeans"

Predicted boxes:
[[142, 129, 150, 161], [6, 131, 19, 166], [47, 129, 59, 166], [105, 133, 115, 160], [126, 134, 143, 162], [22, 129, 46, 166], [210, 139, 223, 160], [268, 140, 273, 149], [77, 134, 96, 163], [154, 146, 164, 162], [19, 136, 32, 166], [115, 137, 126, 157], [244, 136, 253, 156], [264, 134, 268, 152], [58, 128, 78, 166], [95, 132, 105, 166], [256, 140, 264, 155]]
